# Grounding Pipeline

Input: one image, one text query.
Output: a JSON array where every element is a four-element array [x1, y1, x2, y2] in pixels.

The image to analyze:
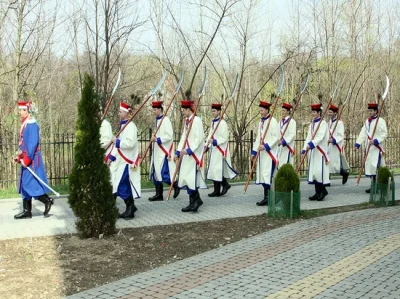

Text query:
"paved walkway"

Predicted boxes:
[[67, 206, 400, 299], [0, 177, 390, 240]]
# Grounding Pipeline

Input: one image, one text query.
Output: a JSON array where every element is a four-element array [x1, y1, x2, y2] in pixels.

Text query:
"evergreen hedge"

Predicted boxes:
[[68, 74, 118, 238]]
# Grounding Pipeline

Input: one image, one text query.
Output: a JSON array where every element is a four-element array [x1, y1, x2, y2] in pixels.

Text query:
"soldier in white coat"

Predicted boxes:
[[148, 101, 178, 201], [302, 103, 330, 201], [327, 104, 349, 184], [174, 99, 207, 212], [205, 103, 237, 197], [107, 102, 141, 219], [354, 102, 387, 193], [251, 100, 280, 206], [100, 118, 113, 159], [278, 102, 296, 167]]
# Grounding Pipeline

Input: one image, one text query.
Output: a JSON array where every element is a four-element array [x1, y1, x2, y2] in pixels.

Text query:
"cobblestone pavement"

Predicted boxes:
[[67, 206, 400, 299], [0, 177, 397, 240]]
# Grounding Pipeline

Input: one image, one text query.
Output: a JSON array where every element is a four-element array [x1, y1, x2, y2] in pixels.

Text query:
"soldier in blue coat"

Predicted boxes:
[[14, 101, 53, 219]]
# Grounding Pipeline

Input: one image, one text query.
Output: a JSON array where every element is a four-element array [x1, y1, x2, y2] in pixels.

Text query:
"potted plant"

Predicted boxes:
[[371, 166, 395, 206], [268, 164, 301, 218]]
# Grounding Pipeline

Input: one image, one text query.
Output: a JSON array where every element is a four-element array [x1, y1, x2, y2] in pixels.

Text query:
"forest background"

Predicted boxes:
[[1, 0, 399, 189]]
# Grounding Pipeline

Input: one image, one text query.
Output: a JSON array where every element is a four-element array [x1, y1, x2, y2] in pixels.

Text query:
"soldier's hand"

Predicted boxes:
[[328, 138, 332, 143], [173, 156, 178, 162], [181, 149, 187, 155], [251, 155, 256, 162], [111, 136, 117, 143], [368, 139, 374, 145], [278, 141, 282, 146], [150, 136, 157, 142], [258, 145, 265, 151], [354, 147, 359, 152]]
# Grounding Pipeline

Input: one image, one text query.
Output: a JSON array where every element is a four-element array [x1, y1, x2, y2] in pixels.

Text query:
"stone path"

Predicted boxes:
[[67, 206, 400, 299], [0, 177, 385, 240]]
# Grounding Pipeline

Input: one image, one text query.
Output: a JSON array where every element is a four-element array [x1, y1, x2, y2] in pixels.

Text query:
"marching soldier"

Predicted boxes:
[[148, 101, 178, 201], [277, 102, 296, 167], [107, 101, 141, 219], [327, 104, 349, 184], [14, 101, 53, 219], [100, 117, 113, 156], [205, 103, 237, 197], [354, 102, 387, 193], [251, 99, 279, 206], [174, 99, 207, 212], [301, 103, 330, 201]]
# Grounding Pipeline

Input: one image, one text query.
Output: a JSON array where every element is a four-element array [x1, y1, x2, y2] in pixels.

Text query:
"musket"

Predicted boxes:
[[166, 66, 208, 200], [105, 68, 167, 152], [139, 70, 184, 166], [206, 73, 239, 146], [295, 83, 339, 174], [280, 72, 310, 142], [102, 68, 122, 121], [356, 75, 390, 185], [243, 66, 285, 194]]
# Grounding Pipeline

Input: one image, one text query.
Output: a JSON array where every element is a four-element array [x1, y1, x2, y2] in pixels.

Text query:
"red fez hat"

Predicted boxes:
[[259, 100, 271, 109], [282, 103, 293, 110], [311, 103, 322, 111], [120, 101, 132, 113], [17, 101, 29, 109], [152, 101, 163, 108], [368, 103, 379, 110], [211, 103, 222, 110], [181, 100, 194, 109], [329, 104, 339, 112]]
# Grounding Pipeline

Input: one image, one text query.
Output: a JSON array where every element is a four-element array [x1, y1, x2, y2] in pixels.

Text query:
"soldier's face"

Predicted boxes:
[[368, 109, 377, 117], [153, 107, 162, 116], [259, 107, 269, 117], [19, 108, 29, 119], [311, 110, 320, 119], [282, 108, 289, 117], [328, 110, 336, 118], [211, 109, 220, 118], [182, 108, 192, 118], [119, 110, 128, 120]]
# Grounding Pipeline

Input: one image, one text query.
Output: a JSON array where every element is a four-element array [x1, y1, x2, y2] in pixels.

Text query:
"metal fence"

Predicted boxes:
[[0, 128, 399, 189]]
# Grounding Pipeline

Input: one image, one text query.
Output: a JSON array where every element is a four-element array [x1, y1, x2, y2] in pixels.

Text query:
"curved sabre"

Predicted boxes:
[[111, 68, 122, 97], [174, 70, 184, 94], [382, 75, 390, 100], [198, 65, 208, 97], [342, 84, 352, 105], [300, 72, 310, 94], [277, 66, 285, 96], [150, 68, 167, 96], [229, 73, 239, 99]]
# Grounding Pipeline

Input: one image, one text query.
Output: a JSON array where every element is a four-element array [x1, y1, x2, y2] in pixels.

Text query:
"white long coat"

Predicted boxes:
[[355, 116, 387, 177], [303, 118, 330, 185], [150, 115, 176, 183], [252, 116, 279, 187], [277, 116, 296, 166], [109, 121, 141, 198], [100, 119, 113, 157], [177, 115, 207, 190], [328, 118, 344, 174], [205, 118, 237, 181]]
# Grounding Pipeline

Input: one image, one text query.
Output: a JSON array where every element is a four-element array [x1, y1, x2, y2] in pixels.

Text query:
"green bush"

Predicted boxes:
[[68, 74, 118, 238], [269, 164, 301, 218], [377, 166, 391, 184], [275, 164, 300, 193]]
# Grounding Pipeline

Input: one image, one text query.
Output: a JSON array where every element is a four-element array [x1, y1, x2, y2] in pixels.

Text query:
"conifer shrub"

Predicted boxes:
[[68, 74, 118, 238], [269, 164, 301, 218], [377, 166, 391, 184]]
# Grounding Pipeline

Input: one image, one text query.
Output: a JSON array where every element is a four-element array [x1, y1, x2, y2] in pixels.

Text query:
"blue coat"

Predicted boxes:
[[18, 118, 50, 198]]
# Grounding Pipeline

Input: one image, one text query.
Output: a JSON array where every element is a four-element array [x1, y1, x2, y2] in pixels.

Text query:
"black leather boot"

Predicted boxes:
[[14, 199, 32, 219], [181, 194, 195, 212], [173, 181, 181, 199], [256, 188, 269, 206], [148, 184, 163, 201], [208, 181, 221, 197], [37, 194, 52, 216], [191, 191, 204, 212], [309, 184, 319, 201], [341, 169, 349, 185], [121, 196, 136, 219], [317, 184, 328, 201], [220, 177, 231, 196]]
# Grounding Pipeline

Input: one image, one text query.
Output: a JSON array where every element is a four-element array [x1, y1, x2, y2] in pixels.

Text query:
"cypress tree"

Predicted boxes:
[[68, 74, 118, 238]]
